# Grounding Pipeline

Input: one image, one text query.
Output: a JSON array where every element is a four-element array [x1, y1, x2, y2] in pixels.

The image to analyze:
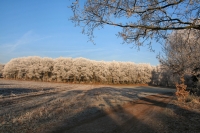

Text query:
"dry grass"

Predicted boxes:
[[175, 83, 189, 101], [185, 94, 200, 104]]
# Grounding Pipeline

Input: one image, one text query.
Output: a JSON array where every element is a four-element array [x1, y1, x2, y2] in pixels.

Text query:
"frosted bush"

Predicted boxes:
[[3, 56, 155, 84]]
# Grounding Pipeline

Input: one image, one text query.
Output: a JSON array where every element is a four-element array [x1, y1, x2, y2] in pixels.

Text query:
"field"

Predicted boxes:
[[0, 79, 200, 133]]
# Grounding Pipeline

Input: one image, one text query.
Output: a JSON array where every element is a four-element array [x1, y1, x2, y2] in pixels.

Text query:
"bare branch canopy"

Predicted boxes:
[[70, 0, 200, 46]]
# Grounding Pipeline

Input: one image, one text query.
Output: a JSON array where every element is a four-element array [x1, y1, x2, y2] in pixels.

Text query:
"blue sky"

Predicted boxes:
[[0, 0, 162, 65]]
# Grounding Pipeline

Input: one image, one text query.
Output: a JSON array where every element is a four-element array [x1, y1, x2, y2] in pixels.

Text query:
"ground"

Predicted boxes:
[[0, 79, 199, 133]]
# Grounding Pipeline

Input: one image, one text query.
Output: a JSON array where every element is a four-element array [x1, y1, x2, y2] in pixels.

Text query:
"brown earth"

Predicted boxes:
[[0, 79, 199, 133], [52, 93, 200, 133], [52, 93, 173, 133]]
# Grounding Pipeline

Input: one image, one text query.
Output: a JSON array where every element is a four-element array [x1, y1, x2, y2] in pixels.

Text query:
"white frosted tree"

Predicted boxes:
[[118, 62, 130, 84], [72, 58, 93, 83], [142, 64, 153, 84], [15, 57, 29, 79], [53, 57, 73, 82], [25, 56, 42, 81], [126, 62, 137, 84], [151, 65, 179, 87], [3, 58, 21, 79], [133, 63, 152, 84], [108, 61, 121, 84], [158, 28, 200, 89], [39, 57, 54, 81], [151, 65, 161, 86], [92, 61, 110, 83], [3, 56, 155, 84]]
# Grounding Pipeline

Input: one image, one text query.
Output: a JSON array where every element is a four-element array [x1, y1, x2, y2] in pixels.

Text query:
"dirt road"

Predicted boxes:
[[1, 79, 199, 133], [53, 93, 174, 133]]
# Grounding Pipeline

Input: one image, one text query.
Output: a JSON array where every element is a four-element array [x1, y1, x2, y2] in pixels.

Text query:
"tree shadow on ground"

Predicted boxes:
[[48, 86, 199, 133], [0, 88, 40, 96], [51, 106, 156, 133], [137, 94, 200, 132], [1, 85, 199, 133], [0, 87, 55, 96], [0, 83, 16, 85]]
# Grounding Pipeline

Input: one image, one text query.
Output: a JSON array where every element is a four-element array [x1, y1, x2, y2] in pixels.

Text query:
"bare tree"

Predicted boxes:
[[70, 0, 200, 47], [158, 29, 200, 92], [158, 29, 200, 76]]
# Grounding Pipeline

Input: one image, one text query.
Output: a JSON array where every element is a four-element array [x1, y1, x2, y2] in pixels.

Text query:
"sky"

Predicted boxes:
[[0, 0, 162, 65]]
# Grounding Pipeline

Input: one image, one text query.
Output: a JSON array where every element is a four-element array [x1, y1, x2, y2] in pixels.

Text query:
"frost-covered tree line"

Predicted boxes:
[[150, 65, 179, 87], [3, 56, 155, 84]]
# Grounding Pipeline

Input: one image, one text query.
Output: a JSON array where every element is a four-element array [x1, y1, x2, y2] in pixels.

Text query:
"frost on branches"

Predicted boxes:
[[3, 56, 155, 84]]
